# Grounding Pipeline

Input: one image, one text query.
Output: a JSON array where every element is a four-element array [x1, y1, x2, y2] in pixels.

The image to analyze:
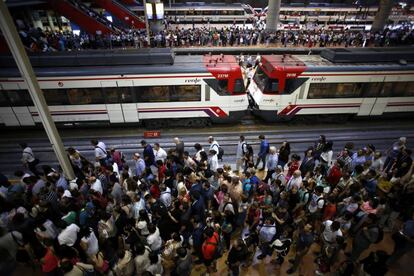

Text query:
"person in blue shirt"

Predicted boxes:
[[133, 153, 146, 178], [141, 140, 155, 167], [255, 135, 269, 171], [363, 170, 378, 198]]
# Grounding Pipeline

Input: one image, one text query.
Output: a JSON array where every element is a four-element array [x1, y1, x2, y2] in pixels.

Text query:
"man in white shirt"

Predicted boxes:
[[286, 170, 302, 191], [193, 143, 204, 163], [321, 220, 343, 244], [208, 149, 219, 172], [208, 136, 220, 158], [91, 139, 108, 166], [147, 224, 162, 252], [236, 135, 248, 173], [89, 176, 103, 195], [19, 142, 39, 175], [153, 143, 167, 162], [159, 184, 172, 208], [80, 227, 99, 257], [58, 223, 80, 246]]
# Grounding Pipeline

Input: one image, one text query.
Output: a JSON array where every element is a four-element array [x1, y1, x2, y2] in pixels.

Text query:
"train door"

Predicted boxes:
[[0, 86, 20, 126], [358, 77, 385, 116], [102, 81, 124, 123], [117, 80, 139, 123], [10, 84, 35, 126]]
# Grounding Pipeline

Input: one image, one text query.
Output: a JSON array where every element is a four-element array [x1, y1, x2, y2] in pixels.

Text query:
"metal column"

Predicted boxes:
[[372, 0, 393, 32], [0, 2, 75, 180], [266, 0, 281, 32]]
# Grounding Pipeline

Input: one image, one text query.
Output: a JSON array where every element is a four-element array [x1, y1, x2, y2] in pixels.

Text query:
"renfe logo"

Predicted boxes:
[[286, 73, 297, 77], [185, 78, 201, 84], [311, 77, 326, 82], [217, 74, 229, 78]]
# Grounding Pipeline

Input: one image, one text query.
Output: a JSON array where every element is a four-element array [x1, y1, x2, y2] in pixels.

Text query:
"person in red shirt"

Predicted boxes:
[[156, 160, 167, 183], [202, 227, 219, 273], [287, 154, 301, 178], [326, 161, 343, 186], [149, 179, 161, 199], [323, 197, 337, 221], [41, 239, 59, 275]]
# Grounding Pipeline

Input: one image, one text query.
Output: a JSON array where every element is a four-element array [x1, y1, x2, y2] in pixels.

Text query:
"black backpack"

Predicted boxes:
[[217, 146, 224, 160]]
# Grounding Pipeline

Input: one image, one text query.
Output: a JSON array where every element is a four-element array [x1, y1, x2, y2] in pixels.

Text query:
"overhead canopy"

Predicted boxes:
[[0, 48, 175, 67], [321, 47, 414, 63]]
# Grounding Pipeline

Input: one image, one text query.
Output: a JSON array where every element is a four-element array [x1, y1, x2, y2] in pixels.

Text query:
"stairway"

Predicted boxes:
[[48, 0, 122, 35], [93, 0, 145, 29]]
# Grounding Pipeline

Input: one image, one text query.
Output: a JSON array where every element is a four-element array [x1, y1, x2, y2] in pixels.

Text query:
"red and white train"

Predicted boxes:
[[0, 48, 413, 127], [248, 48, 414, 122], [0, 50, 248, 127]]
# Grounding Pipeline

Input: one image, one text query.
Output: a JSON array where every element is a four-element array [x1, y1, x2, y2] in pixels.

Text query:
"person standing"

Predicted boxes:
[[227, 239, 249, 276], [20, 142, 39, 175], [286, 224, 314, 274], [255, 135, 269, 171], [133, 153, 146, 179], [263, 146, 278, 183], [201, 227, 220, 274], [153, 143, 167, 163], [141, 140, 155, 168], [236, 135, 248, 174], [387, 213, 414, 265], [91, 139, 108, 166], [351, 214, 380, 262]]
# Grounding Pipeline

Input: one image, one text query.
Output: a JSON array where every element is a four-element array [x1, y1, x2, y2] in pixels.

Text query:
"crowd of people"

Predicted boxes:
[[18, 23, 414, 52], [0, 133, 413, 276]]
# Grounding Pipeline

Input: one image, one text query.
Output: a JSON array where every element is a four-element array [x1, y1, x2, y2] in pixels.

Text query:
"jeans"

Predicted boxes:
[[255, 154, 267, 169]]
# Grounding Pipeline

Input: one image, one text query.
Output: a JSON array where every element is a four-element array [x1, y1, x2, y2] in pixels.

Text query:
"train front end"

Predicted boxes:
[[247, 54, 306, 122]]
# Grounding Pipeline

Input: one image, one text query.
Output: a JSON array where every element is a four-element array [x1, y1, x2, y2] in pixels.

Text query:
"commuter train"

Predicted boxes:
[[0, 49, 248, 127], [248, 48, 414, 122], [1, 48, 414, 128], [131, 3, 255, 24], [258, 3, 414, 27]]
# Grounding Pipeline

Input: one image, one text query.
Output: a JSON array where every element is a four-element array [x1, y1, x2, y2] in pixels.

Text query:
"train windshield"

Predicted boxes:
[[253, 67, 279, 94], [233, 79, 245, 94]]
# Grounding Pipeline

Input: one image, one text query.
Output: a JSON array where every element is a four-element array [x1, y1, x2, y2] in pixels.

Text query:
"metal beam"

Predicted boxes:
[[0, 1, 75, 180], [266, 0, 281, 32]]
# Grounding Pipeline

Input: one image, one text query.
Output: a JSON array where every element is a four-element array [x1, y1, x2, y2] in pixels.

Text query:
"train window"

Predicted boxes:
[[67, 88, 104, 105], [6, 90, 33, 106], [171, 85, 201, 101], [253, 67, 278, 94], [405, 82, 414, 96], [284, 78, 308, 94], [389, 82, 414, 97], [103, 87, 119, 103], [381, 83, 394, 97], [43, 89, 69, 105], [119, 87, 134, 103], [217, 80, 229, 94], [308, 83, 336, 99], [336, 83, 361, 98], [233, 79, 245, 94], [308, 83, 362, 98], [0, 91, 9, 107], [361, 82, 383, 97], [135, 86, 170, 102]]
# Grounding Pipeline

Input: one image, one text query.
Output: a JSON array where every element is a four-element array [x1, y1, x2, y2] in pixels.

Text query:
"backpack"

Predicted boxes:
[[217, 146, 224, 160], [246, 144, 254, 156], [207, 234, 224, 259]]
